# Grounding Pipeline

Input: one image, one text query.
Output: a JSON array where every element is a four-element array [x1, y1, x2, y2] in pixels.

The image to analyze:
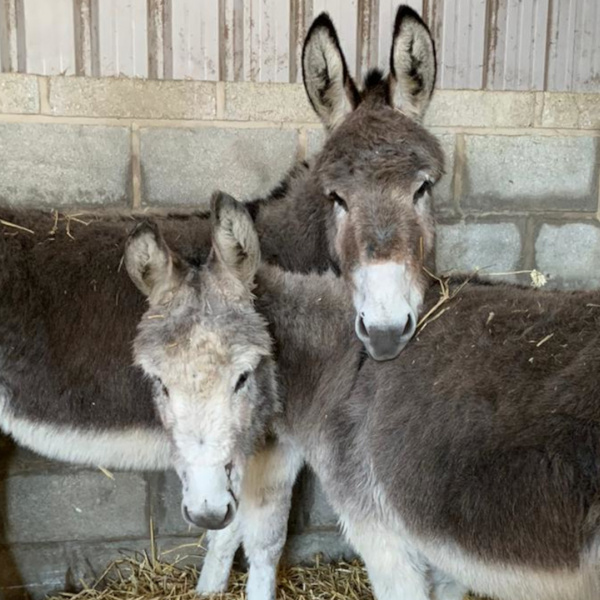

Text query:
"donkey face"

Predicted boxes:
[[125, 199, 277, 530], [303, 6, 444, 360]]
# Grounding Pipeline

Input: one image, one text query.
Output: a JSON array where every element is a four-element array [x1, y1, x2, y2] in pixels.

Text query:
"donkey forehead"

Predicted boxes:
[[137, 311, 270, 370], [176, 315, 270, 356], [319, 109, 444, 183]]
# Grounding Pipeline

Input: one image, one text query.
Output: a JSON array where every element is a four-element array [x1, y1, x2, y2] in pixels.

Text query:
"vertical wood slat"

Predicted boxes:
[[486, 0, 549, 90], [74, 0, 94, 76], [147, 0, 165, 79], [219, 0, 243, 81], [426, 0, 486, 89], [289, 0, 312, 83], [357, 0, 378, 81], [427, 0, 487, 89], [243, 0, 290, 82], [0, 0, 25, 72], [546, 0, 600, 91], [96, 0, 147, 77], [170, 0, 219, 81], [23, 0, 75, 75]]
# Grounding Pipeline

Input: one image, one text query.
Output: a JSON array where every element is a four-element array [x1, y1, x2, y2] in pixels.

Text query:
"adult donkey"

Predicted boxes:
[[0, 5, 441, 598], [128, 191, 600, 600]]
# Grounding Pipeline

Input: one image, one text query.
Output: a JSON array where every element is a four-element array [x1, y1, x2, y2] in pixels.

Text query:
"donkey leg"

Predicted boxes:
[[343, 520, 432, 600], [241, 439, 304, 600], [196, 517, 242, 595], [431, 567, 468, 600]]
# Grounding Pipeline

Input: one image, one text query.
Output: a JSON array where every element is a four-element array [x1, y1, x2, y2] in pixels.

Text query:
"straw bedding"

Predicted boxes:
[[46, 543, 483, 600]]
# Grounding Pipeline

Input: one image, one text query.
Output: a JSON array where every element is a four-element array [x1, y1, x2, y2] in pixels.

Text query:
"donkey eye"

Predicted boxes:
[[329, 191, 348, 212], [413, 181, 431, 204], [234, 371, 250, 393]]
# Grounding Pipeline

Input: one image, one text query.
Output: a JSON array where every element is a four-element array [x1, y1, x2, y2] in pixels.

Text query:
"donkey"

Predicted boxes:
[[1, 5, 441, 597], [128, 191, 600, 600]]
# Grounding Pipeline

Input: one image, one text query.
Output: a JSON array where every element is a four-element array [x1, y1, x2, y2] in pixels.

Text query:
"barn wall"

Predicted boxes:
[[1, 0, 599, 91]]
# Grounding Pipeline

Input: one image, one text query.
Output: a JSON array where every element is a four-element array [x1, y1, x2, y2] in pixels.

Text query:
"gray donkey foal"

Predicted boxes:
[[128, 192, 600, 600]]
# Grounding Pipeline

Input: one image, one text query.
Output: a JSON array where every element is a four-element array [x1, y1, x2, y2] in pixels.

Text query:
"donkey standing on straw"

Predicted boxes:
[[125, 191, 600, 600], [0, 6, 442, 598]]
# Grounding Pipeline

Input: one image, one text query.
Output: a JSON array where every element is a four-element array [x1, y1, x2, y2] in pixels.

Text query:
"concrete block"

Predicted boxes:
[[0, 123, 130, 206], [425, 90, 535, 129], [140, 127, 299, 205], [0, 536, 204, 600], [433, 133, 455, 211], [151, 470, 192, 537], [0, 74, 39, 114], [1, 471, 148, 543], [225, 82, 317, 122], [535, 223, 600, 289], [539, 93, 600, 130], [436, 222, 522, 277], [463, 135, 598, 211], [47, 77, 216, 120]]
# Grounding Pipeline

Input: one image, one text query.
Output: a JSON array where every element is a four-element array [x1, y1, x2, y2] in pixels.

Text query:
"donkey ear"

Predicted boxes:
[[302, 13, 360, 130], [125, 221, 177, 299], [210, 192, 260, 287], [389, 5, 436, 121]]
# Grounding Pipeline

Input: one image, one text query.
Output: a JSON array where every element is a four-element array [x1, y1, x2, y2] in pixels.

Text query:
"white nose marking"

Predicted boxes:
[[353, 262, 419, 327], [352, 261, 421, 359]]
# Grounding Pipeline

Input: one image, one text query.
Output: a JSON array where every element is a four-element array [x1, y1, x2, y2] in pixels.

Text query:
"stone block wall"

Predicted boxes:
[[0, 73, 599, 597]]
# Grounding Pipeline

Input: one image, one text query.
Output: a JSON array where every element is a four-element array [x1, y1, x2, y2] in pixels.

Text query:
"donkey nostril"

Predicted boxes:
[[358, 315, 369, 339], [402, 312, 416, 339]]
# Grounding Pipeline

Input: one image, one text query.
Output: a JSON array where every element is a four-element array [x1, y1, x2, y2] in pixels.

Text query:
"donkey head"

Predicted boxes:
[[125, 198, 277, 530], [303, 6, 444, 360]]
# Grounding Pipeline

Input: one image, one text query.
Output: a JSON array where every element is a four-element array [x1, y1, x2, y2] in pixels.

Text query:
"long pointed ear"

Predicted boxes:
[[302, 12, 360, 131], [389, 5, 436, 121], [210, 192, 260, 287], [125, 221, 178, 300]]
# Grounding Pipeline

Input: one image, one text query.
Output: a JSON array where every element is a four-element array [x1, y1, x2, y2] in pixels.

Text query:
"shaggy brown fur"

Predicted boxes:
[[0, 208, 213, 427]]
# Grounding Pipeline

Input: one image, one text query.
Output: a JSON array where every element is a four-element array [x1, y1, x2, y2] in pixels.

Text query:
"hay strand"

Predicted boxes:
[[416, 268, 471, 334], [0, 218, 34, 234], [98, 466, 115, 480]]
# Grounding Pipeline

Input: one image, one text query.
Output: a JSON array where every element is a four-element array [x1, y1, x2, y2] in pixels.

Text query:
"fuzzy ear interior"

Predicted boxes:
[[210, 192, 260, 287], [302, 12, 360, 130], [124, 221, 177, 299], [389, 5, 436, 121]]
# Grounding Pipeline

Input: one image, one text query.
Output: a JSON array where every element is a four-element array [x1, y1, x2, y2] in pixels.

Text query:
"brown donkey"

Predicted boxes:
[[131, 192, 600, 600], [0, 5, 441, 597]]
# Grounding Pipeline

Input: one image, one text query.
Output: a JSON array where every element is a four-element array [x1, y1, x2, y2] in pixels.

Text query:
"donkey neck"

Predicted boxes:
[[253, 265, 363, 430], [253, 163, 333, 274]]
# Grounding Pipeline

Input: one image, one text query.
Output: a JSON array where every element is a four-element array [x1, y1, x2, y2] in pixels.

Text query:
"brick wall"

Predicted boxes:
[[0, 73, 599, 598]]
